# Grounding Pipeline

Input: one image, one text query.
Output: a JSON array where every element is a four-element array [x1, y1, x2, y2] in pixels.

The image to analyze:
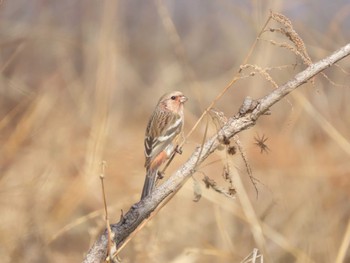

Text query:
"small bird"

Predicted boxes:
[[141, 91, 188, 200]]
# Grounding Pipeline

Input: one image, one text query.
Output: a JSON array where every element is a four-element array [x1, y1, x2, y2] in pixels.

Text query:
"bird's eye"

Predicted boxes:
[[170, 96, 176, 100]]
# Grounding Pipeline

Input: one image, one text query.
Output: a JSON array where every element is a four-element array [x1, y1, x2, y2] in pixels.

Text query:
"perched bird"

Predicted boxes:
[[141, 91, 188, 200]]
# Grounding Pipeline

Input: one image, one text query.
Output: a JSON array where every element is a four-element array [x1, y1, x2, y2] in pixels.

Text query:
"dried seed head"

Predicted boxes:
[[254, 134, 270, 154], [227, 146, 237, 155]]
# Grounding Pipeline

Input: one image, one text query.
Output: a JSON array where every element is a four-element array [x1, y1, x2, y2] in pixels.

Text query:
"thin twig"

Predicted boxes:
[[99, 161, 118, 262], [181, 14, 272, 147]]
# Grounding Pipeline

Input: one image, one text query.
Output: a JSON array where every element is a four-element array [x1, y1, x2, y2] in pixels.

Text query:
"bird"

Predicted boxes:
[[141, 91, 188, 200]]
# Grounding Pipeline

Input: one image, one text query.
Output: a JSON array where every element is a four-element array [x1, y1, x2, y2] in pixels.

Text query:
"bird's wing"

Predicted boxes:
[[144, 110, 182, 168]]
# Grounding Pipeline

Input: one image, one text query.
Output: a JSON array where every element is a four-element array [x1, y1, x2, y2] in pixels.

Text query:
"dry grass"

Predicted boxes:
[[1, 1, 350, 263]]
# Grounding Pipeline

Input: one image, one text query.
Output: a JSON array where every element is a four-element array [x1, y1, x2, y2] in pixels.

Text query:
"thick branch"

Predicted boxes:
[[83, 43, 350, 263]]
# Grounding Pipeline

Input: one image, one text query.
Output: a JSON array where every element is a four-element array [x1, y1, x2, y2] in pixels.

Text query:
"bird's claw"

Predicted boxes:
[[175, 146, 183, 154], [157, 171, 164, 180]]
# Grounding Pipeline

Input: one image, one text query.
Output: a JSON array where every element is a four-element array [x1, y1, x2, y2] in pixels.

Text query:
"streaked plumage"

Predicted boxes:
[[141, 91, 187, 200]]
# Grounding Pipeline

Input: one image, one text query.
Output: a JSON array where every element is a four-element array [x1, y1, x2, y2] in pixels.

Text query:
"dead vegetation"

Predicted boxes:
[[0, 1, 350, 263]]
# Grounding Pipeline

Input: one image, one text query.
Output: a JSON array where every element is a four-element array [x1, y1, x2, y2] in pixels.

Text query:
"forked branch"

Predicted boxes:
[[83, 43, 350, 263]]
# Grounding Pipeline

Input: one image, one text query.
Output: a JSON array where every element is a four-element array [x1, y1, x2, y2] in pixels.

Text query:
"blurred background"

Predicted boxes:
[[0, 0, 349, 262]]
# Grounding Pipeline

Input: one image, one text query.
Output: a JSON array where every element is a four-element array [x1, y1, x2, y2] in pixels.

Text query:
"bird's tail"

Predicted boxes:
[[140, 169, 157, 200]]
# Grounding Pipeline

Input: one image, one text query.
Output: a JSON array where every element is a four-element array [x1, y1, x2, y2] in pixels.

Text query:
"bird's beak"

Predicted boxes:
[[180, 95, 188, 103]]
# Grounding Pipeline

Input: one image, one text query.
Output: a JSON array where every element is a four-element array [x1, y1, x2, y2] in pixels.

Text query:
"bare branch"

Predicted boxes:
[[83, 43, 350, 263]]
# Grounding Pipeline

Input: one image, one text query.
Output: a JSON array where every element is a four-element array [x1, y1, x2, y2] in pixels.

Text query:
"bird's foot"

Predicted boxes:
[[175, 145, 183, 155], [157, 171, 164, 180]]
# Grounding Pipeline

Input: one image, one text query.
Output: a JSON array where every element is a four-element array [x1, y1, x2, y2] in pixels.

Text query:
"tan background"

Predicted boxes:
[[0, 1, 349, 262]]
